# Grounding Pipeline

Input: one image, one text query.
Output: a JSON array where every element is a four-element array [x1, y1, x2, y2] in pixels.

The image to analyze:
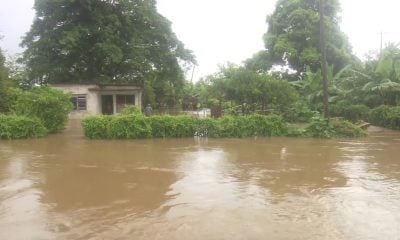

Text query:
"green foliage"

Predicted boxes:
[[82, 114, 290, 139], [149, 115, 198, 138], [0, 49, 13, 113], [330, 101, 371, 122], [110, 115, 152, 139], [21, 0, 195, 85], [213, 115, 289, 138], [369, 105, 400, 130], [305, 115, 367, 138], [305, 115, 335, 138], [331, 118, 368, 138], [204, 65, 299, 115], [283, 102, 315, 123], [262, 0, 353, 74], [121, 105, 143, 116], [143, 80, 156, 107], [81, 115, 113, 139], [13, 86, 73, 133], [0, 114, 47, 139]]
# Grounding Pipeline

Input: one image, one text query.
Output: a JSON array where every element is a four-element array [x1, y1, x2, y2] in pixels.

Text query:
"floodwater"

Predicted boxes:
[[1, 121, 400, 240]]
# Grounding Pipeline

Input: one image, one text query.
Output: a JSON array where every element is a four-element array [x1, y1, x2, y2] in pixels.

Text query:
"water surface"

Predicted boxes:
[[1, 121, 400, 239]]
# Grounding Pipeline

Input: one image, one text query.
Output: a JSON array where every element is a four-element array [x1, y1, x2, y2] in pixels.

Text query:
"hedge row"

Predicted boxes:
[[82, 114, 289, 139], [0, 114, 47, 139]]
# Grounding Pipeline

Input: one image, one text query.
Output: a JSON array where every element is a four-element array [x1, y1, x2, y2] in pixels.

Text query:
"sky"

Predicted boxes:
[[1, 0, 400, 81]]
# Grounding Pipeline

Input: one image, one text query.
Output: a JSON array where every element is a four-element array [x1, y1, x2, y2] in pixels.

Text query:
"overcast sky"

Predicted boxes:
[[1, 0, 400, 81]]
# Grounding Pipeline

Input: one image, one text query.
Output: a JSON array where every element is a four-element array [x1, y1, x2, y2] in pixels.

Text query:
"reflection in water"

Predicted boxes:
[[0, 121, 400, 239]]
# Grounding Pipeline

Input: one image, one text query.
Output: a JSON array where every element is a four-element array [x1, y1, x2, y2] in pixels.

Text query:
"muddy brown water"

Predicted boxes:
[[1, 120, 400, 240]]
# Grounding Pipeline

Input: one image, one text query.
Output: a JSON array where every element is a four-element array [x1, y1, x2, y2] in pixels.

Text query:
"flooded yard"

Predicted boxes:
[[1, 121, 400, 239]]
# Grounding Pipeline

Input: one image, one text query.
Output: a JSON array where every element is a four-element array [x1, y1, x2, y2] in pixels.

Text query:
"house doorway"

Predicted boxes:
[[101, 95, 114, 115]]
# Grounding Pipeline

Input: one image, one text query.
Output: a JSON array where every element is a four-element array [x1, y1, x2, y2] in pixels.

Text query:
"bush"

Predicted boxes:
[[330, 102, 371, 122], [0, 114, 47, 139], [283, 102, 315, 123], [110, 115, 152, 139], [82, 114, 290, 139], [305, 115, 367, 138], [81, 115, 113, 139], [13, 86, 73, 133], [149, 115, 198, 138], [331, 118, 368, 138], [369, 105, 400, 129], [121, 105, 143, 116]]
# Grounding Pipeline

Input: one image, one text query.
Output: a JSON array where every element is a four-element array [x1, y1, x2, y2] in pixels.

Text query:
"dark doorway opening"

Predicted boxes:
[[102, 95, 113, 115]]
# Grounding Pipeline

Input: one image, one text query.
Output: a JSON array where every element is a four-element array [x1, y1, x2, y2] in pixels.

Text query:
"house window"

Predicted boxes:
[[116, 95, 135, 113], [71, 95, 87, 111]]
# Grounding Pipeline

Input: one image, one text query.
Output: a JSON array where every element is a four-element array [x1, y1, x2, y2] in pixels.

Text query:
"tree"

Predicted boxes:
[[259, 0, 353, 75], [21, 0, 195, 86], [204, 65, 299, 115], [0, 48, 12, 112]]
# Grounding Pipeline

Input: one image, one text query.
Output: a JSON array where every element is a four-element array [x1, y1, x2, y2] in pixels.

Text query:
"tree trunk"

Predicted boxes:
[[319, 0, 329, 119]]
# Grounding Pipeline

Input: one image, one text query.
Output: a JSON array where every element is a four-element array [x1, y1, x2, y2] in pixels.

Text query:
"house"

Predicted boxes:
[[52, 84, 142, 118]]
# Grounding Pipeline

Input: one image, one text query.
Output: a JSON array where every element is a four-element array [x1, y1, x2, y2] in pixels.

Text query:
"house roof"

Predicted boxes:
[[50, 83, 142, 91]]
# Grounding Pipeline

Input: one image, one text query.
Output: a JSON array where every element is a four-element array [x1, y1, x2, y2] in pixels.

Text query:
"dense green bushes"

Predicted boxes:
[[305, 115, 367, 138], [330, 102, 371, 122], [82, 114, 290, 139], [0, 114, 47, 139], [13, 87, 73, 133], [369, 105, 400, 130], [0, 86, 72, 139]]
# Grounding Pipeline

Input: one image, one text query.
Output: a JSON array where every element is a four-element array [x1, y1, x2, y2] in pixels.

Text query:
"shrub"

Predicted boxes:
[[369, 105, 400, 129], [149, 115, 198, 138], [331, 118, 368, 138], [110, 115, 152, 139], [305, 115, 367, 138], [0, 114, 47, 139], [121, 105, 143, 116], [81, 115, 113, 139], [13, 86, 73, 133], [283, 102, 315, 123], [330, 102, 371, 122], [305, 115, 335, 138], [82, 114, 290, 139]]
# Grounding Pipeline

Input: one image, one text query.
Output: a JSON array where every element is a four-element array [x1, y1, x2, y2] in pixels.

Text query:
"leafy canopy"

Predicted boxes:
[[21, 0, 195, 85], [247, 0, 354, 75]]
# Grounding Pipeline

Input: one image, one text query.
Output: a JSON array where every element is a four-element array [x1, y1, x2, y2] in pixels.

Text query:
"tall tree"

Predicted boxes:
[[21, 0, 195, 85], [0, 48, 12, 112], [257, 0, 353, 75]]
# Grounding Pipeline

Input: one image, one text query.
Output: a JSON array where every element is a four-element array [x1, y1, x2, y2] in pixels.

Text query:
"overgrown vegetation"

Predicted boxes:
[[82, 114, 290, 139], [305, 115, 367, 138], [13, 87, 73, 133], [0, 114, 47, 139], [369, 105, 400, 130], [82, 112, 367, 139], [0, 84, 72, 139]]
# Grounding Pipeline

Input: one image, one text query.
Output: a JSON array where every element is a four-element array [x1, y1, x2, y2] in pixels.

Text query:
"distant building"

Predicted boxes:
[[52, 84, 142, 118]]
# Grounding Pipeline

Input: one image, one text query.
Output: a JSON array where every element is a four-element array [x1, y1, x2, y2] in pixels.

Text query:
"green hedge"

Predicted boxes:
[[369, 105, 400, 130], [0, 114, 47, 139], [82, 114, 289, 139]]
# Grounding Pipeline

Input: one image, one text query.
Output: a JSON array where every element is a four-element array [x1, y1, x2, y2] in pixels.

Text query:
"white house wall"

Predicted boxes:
[[52, 84, 143, 118]]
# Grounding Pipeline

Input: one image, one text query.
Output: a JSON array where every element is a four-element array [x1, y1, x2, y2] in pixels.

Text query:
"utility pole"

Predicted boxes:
[[319, 0, 329, 119]]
